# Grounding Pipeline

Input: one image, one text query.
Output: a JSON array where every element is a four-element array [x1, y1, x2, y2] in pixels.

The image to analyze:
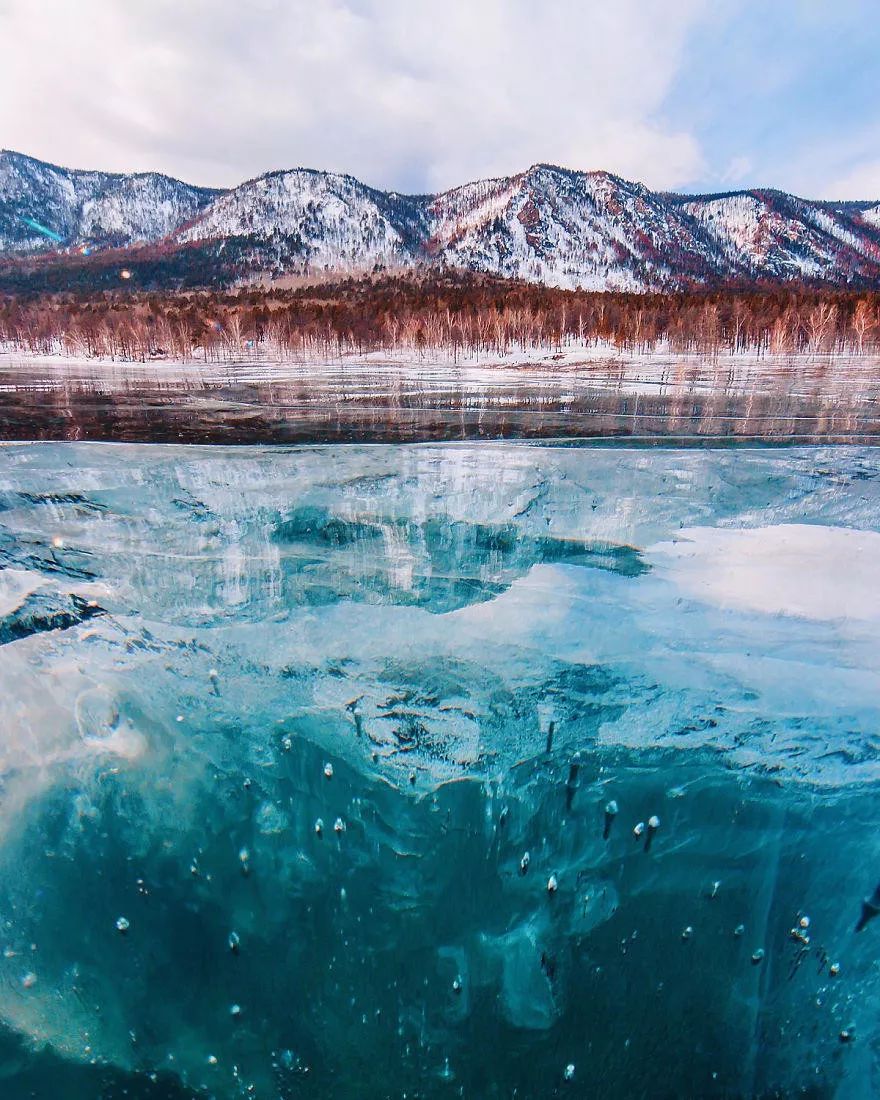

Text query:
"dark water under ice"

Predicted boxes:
[[2, 354, 880, 444], [1, 436, 879, 1098]]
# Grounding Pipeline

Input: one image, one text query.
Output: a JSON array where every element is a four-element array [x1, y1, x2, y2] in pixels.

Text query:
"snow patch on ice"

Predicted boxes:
[[651, 524, 880, 622]]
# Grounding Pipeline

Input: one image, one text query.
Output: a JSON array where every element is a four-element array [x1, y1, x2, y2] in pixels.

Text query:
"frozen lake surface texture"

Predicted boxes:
[[1, 359, 880, 1098], [2, 353, 880, 443], [0, 439, 878, 1099]]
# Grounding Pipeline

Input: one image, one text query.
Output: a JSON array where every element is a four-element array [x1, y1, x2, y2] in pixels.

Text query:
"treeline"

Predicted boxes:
[[2, 273, 880, 361]]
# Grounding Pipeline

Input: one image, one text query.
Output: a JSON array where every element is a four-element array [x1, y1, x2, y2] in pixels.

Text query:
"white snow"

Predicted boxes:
[[2, 150, 880, 288], [652, 524, 880, 622]]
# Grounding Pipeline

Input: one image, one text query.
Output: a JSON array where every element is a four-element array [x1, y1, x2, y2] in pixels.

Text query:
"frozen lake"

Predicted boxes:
[[2, 353, 880, 443], [0, 440, 878, 1097]]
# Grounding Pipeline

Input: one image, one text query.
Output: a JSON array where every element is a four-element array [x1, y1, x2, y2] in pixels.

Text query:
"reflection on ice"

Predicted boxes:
[[4, 353, 880, 443], [0, 442, 878, 1096]]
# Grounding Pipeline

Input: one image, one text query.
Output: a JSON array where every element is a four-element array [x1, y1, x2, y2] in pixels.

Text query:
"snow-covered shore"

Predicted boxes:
[[3, 337, 879, 376]]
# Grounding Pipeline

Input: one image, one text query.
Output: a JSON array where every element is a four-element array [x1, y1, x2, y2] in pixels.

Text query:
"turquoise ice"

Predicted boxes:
[[0, 442, 878, 1097]]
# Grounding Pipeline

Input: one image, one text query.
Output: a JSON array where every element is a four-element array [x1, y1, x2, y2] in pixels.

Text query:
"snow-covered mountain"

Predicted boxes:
[[174, 167, 426, 273], [424, 166, 730, 290], [0, 151, 217, 253], [3, 150, 880, 290], [676, 189, 880, 282]]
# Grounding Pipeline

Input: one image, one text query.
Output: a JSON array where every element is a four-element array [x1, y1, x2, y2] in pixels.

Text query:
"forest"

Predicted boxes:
[[1, 271, 879, 361]]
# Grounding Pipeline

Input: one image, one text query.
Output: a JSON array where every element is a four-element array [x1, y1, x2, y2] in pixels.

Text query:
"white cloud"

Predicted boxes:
[[719, 154, 753, 186], [0, 0, 707, 192], [822, 158, 880, 201]]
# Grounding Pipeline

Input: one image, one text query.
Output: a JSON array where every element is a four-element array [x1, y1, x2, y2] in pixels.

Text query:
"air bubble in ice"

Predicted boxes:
[[75, 687, 120, 742], [256, 802, 287, 835], [603, 800, 618, 840]]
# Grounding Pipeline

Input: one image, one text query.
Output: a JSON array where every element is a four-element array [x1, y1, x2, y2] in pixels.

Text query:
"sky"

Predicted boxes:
[[1, 0, 879, 198]]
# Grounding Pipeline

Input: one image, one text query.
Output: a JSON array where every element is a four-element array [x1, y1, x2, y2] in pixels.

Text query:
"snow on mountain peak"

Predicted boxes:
[[0, 150, 217, 253], [2, 150, 880, 290]]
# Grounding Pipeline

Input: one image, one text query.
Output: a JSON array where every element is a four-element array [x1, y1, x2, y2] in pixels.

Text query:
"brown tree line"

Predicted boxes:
[[2, 274, 880, 361]]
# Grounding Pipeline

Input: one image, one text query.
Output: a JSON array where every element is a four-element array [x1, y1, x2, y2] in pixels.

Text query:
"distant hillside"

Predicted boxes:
[[3, 151, 880, 292]]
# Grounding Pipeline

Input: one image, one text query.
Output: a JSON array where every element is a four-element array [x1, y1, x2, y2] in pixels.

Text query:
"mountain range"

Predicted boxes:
[[3, 149, 880, 292]]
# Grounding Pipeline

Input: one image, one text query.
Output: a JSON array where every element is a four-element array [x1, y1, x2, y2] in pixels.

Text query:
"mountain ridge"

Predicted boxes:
[[3, 150, 880, 291]]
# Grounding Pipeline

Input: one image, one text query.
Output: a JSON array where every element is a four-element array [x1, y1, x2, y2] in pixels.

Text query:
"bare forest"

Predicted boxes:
[[2, 273, 879, 362]]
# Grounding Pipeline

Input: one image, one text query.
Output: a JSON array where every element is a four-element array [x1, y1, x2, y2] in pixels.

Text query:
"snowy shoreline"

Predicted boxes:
[[3, 339, 880, 375]]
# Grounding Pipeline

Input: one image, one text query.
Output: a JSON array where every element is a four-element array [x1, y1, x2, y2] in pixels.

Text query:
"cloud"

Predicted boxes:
[[822, 158, 880, 202], [719, 155, 753, 186], [0, 0, 707, 192]]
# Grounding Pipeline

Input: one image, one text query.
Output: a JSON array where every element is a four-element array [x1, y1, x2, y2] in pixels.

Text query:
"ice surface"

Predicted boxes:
[[0, 442, 878, 1097], [5, 351, 880, 447]]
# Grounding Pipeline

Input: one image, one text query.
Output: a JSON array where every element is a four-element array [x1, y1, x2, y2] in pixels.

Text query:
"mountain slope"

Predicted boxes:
[[174, 168, 427, 274], [0, 151, 218, 253], [425, 165, 734, 290], [675, 190, 880, 283], [2, 150, 880, 291]]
